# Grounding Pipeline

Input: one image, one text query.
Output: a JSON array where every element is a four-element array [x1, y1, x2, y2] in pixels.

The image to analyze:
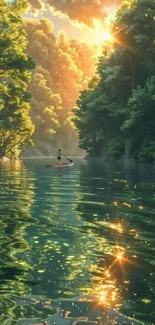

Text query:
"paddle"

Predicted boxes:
[[63, 156, 73, 163]]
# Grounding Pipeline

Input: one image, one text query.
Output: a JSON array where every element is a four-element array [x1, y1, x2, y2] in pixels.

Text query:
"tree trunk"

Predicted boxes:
[[92, 133, 96, 157], [130, 57, 135, 89], [0, 147, 5, 158]]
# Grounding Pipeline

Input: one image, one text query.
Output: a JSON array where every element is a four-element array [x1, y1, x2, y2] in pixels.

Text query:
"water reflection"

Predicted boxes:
[[0, 160, 36, 323], [72, 163, 155, 324], [0, 159, 155, 324]]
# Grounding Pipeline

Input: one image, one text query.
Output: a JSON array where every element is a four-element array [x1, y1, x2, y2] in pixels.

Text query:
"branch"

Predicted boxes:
[[5, 136, 23, 155]]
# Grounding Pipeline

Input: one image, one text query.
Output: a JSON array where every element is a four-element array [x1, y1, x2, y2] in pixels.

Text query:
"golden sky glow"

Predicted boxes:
[[91, 5, 116, 45], [67, 5, 116, 46], [87, 18, 114, 45], [28, 4, 117, 46]]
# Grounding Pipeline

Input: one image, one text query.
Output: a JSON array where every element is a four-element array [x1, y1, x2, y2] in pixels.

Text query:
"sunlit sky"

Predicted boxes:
[[32, 4, 117, 45]]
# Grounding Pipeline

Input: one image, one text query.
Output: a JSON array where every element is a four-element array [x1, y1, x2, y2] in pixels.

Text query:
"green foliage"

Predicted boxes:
[[0, 0, 35, 158], [122, 76, 155, 162], [26, 20, 97, 154], [29, 70, 61, 144], [74, 0, 155, 162]]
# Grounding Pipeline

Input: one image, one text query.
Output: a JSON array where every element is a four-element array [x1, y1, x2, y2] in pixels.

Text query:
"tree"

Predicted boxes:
[[0, 0, 35, 158], [122, 76, 155, 162], [26, 19, 97, 154], [112, 0, 155, 88], [74, 0, 155, 162], [29, 69, 61, 144]]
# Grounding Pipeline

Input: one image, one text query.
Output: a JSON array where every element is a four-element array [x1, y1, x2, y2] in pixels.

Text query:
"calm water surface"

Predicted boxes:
[[0, 159, 155, 325]]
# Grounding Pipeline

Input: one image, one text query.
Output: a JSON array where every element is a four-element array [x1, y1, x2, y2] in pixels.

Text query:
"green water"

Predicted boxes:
[[0, 159, 155, 325]]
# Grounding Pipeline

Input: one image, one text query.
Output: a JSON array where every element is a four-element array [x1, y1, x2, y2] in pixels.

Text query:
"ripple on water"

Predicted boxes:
[[0, 160, 155, 324]]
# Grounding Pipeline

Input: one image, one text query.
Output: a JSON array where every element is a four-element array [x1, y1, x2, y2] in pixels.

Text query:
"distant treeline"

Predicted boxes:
[[26, 19, 97, 154]]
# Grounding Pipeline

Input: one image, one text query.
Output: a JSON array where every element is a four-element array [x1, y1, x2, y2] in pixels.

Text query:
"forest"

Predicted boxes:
[[0, 0, 97, 157], [1, 0, 155, 161], [74, 0, 155, 162]]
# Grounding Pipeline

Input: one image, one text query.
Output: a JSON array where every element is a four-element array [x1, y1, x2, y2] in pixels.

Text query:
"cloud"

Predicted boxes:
[[28, 0, 42, 10], [28, 0, 122, 27]]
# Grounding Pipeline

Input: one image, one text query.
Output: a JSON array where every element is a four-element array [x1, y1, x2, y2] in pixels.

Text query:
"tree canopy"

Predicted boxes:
[[74, 0, 155, 162], [2, 0, 155, 160], [26, 19, 97, 154], [0, 0, 35, 158]]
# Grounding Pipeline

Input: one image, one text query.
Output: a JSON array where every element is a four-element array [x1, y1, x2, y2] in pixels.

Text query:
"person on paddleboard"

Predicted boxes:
[[57, 149, 62, 165]]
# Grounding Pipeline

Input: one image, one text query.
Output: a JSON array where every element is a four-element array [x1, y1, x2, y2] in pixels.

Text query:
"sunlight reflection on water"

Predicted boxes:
[[0, 159, 155, 324]]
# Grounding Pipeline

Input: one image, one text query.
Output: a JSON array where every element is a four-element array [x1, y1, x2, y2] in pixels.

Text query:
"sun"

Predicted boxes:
[[97, 29, 114, 45], [91, 18, 114, 46], [81, 10, 116, 47]]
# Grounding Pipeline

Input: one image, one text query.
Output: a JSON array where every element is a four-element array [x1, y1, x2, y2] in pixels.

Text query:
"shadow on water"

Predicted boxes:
[[0, 158, 155, 324]]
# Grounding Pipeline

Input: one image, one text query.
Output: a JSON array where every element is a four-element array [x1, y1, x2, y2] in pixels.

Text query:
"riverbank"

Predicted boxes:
[[21, 143, 85, 158], [84, 153, 155, 165]]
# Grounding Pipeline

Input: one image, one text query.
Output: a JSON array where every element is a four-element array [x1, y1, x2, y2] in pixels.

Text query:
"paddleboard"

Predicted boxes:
[[46, 162, 74, 168]]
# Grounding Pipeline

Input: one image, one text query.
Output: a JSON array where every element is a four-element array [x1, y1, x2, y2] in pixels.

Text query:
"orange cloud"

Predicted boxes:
[[28, 0, 42, 10], [28, 0, 122, 27]]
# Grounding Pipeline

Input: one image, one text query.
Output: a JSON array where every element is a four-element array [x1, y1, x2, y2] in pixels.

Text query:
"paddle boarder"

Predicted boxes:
[[57, 149, 62, 165]]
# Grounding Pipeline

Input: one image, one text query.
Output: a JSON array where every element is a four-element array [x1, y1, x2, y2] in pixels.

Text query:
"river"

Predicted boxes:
[[0, 158, 155, 325]]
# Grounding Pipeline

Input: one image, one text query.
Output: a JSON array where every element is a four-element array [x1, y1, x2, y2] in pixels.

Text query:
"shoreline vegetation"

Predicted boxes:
[[0, 0, 96, 161], [0, 0, 35, 160], [1, 0, 155, 164], [74, 0, 155, 164]]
